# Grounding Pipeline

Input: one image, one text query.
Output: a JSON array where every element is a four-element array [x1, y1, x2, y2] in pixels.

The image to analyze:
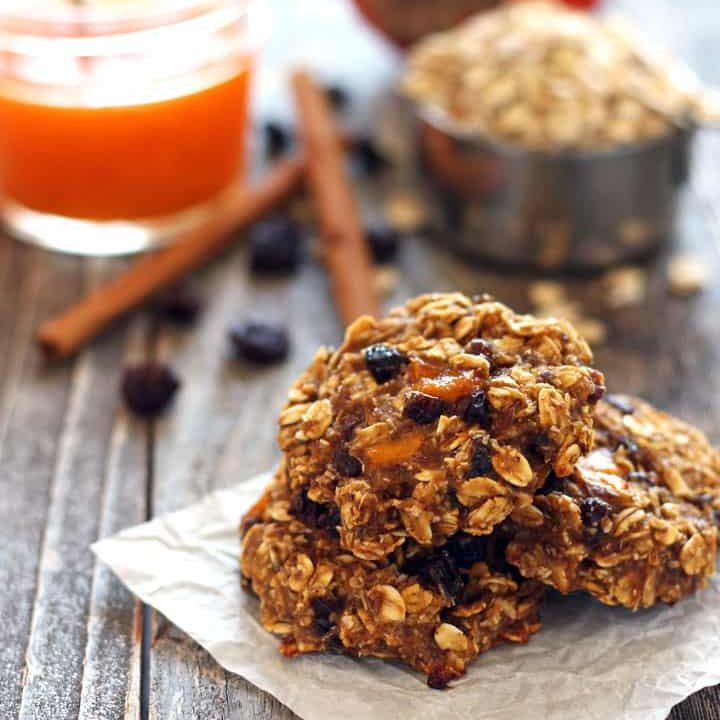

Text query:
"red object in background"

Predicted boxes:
[[561, 0, 598, 8], [353, 0, 599, 50]]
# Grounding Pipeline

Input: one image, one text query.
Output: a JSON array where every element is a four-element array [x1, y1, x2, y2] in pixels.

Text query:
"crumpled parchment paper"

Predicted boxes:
[[92, 472, 720, 720]]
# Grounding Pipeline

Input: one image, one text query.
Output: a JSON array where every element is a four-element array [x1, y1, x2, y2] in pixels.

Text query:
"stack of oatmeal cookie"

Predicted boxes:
[[240, 293, 719, 688]]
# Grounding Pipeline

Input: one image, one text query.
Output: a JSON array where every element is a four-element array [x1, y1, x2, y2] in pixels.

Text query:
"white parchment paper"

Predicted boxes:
[[93, 472, 720, 720]]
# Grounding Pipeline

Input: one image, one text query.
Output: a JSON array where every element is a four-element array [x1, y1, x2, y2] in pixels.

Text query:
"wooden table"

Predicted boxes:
[[2, 1, 719, 718]]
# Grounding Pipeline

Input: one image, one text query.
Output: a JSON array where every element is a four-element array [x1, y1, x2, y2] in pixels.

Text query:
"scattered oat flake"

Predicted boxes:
[[604, 267, 647, 308], [574, 317, 608, 346], [528, 280, 566, 310], [667, 254, 707, 297], [384, 192, 427, 233], [373, 266, 399, 298]]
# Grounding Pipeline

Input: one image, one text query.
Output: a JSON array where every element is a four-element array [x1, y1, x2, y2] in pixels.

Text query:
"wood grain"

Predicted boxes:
[[0, 246, 81, 719]]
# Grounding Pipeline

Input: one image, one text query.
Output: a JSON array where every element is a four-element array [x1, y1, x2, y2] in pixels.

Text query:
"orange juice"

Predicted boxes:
[[0, 67, 252, 221]]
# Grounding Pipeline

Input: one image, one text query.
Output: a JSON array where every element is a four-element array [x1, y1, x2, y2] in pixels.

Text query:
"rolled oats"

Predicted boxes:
[[278, 293, 603, 561], [240, 470, 543, 688], [404, 2, 708, 150], [506, 395, 719, 609]]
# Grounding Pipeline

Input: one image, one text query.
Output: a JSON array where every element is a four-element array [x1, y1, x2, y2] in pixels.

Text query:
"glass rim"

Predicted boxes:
[[0, 0, 264, 56], [0, 1, 249, 33]]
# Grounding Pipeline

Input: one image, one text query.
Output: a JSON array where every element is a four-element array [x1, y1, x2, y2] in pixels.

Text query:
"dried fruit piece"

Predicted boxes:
[[404, 391, 446, 425], [364, 433, 424, 464], [333, 448, 363, 477], [462, 390, 490, 426], [153, 285, 202, 325], [290, 489, 340, 533], [324, 84, 349, 111], [121, 362, 180, 418], [366, 222, 400, 264], [263, 121, 292, 158], [417, 373, 475, 402], [364, 343, 408, 383], [229, 321, 290, 364], [403, 548, 463, 604], [468, 441, 493, 478], [352, 137, 389, 176], [249, 217, 303, 274], [580, 497, 611, 527], [311, 596, 341, 634]]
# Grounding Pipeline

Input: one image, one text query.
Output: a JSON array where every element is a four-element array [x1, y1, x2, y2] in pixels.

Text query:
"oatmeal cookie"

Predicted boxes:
[[278, 293, 603, 560], [506, 395, 719, 609], [240, 469, 544, 688]]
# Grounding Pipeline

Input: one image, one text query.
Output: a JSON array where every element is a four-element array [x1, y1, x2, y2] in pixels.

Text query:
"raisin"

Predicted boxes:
[[121, 362, 181, 418], [445, 533, 488, 569], [229, 321, 290, 364], [466, 338, 495, 360], [404, 548, 464, 604], [538, 473, 565, 495], [290, 490, 340, 533], [333, 448, 363, 477], [404, 391, 446, 424], [264, 121, 292, 158], [462, 390, 490, 426], [527, 432, 551, 463], [427, 667, 457, 690], [440, 191, 465, 232], [311, 596, 341, 634], [366, 222, 400, 264], [351, 137, 390, 176], [324, 84, 349, 110], [249, 217, 302, 274], [153, 285, 203, 325], [580, 497, 612, 527], [605, 394, 635, 414], [468, 440, 493, 478], [364, 344, 408, 383], [588, 371, 606, 403]]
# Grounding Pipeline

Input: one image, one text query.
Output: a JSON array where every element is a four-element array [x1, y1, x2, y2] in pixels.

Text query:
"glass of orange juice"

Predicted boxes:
[[0, 0, 262, 255]]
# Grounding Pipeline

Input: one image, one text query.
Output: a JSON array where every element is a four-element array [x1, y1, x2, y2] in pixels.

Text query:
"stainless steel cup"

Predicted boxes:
[[419, 113, 694, 271]]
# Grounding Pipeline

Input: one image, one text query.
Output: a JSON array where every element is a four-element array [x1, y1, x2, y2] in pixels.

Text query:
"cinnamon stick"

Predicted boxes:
[[291, 70, 380, 326], [36, 156, 304, 361]]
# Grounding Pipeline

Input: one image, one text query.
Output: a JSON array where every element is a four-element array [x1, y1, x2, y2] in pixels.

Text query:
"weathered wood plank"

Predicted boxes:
[[14, 259, 147, 720], [76, 305, 149, 720], [0, 246, 82, 719], [147, 247, 327, 718]]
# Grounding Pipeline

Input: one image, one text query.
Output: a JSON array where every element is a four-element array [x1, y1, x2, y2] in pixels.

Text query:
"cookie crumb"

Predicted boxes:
[[667, 254, 707, 297], [384, 192, 427, 233], [574, 317, 608, 346], [528, 281, 565, 309], [373, 266, 399, 298], [604, 267, 647, 308]]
